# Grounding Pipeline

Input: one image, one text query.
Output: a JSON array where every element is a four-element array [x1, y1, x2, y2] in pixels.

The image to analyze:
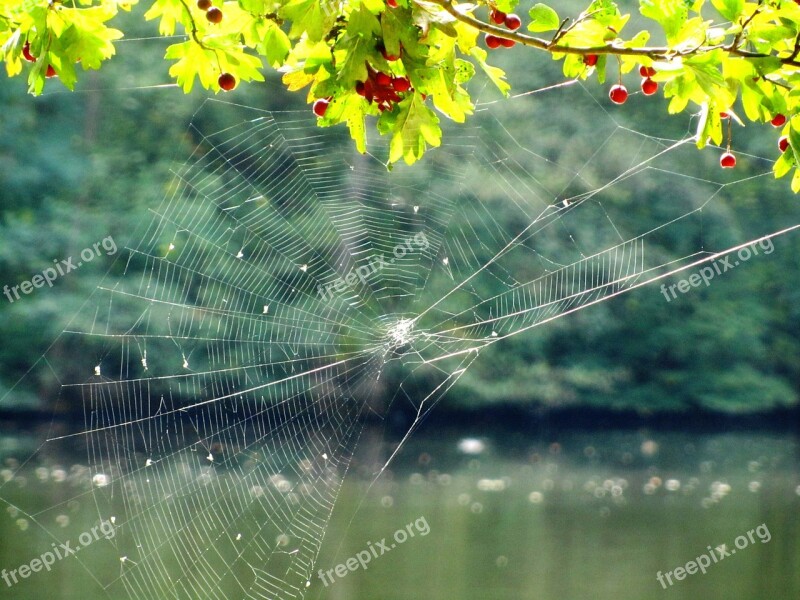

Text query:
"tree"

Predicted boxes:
[[3, 0, 800, 179]]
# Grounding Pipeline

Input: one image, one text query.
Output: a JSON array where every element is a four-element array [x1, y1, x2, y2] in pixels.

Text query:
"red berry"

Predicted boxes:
[[771, 113, 787, 127], [45, 64, 56, 78], [720, 152, 736, 168], [504, 13, 521, 30], [485, 34, 501, 49], [356, 81, 366, 96], [206, 7, 223, 23], [490, 9, 506, 24], [498, 37, 515, 48], [387, 0, 398, 7], [197, 0, 211, 9], [218, 73, 236, 91], [22, 42, 36, 63], [583, 54, 598, 67], [720, 111, 730, 119], [380, 46, 399, 61], [392, 77, 411, 92], [779, 136, 790, 153], [641, 77, 658, 96], [313, 98, 329, 117], [609, 84, 628, 105], [376, 72, 392, 87], [639, 65, 656, 77]]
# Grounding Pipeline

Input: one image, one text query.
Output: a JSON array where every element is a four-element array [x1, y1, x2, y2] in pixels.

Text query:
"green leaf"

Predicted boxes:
[[412, 0, 458, 37], [586, 0, 622, 27], [741, 78, 768, 121], [469, 47, 509, 96], [336, 35, 372, 85], [144, 0, 184, 36], [639, 0, 689, 43], [695, 103, 723, 149], [345, 96, 369, 154], [414, 64, 472, 122], [788, 116, 800, 177], [527, 4, 560, 33], [791, 168, 800, 193], [166, 40, 214, 93], [281, 0, 331, 42], [774, 149, 794, 179], [260, 23, 291, 68], [380, 94, 442, 165], [710, 0, 743, 23], [494, 0, 519, 13], [454, 58, 475, 84], [558, 19, 609, 47]]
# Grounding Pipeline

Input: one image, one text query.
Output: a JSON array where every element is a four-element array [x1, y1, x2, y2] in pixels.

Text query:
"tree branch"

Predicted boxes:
[[431, 0, 800, 67]]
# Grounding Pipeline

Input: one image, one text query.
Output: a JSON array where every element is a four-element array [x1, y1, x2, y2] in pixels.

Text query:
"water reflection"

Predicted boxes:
[[0, 425, 798, 599]]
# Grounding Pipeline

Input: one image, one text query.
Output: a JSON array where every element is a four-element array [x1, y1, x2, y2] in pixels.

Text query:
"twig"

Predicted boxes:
[[787, 31, 800, 62], [549, 18, 570, 48], [176, 0, 207, 49], [430, 0, 800, 67], [727, 6, 763, 53]]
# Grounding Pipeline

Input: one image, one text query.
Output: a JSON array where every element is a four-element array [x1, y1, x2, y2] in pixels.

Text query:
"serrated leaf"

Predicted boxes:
[[774, 149, 794, 179], [166, 40, 213, 92], [494, 0, 518, 12], [559, 19, 609, 47], [383, 95, 442, 165], [282, 68, 315, 91], [791, 168, 800, 193], [469, 47, 509, 96], [260, 22, 291, 68], [586, 0, 621, 24], [741, 79, 767, 121], [345, 96, 368, 154], [789, 116, 800, 172], [281, 0, 330, 42], [527, 3, 560, 32], [639, 0, 689, 43], [455, 58, 475, 84], [336, 35, 371, 84], [144, 0, 184, 36], [415, 65, 471, 122], [710, 0, 743, 23], [695, 103, 723, 148], [412, 0, 458, 37]]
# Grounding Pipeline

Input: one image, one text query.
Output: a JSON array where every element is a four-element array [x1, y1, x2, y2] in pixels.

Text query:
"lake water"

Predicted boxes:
[[0, 423, 798, 599]]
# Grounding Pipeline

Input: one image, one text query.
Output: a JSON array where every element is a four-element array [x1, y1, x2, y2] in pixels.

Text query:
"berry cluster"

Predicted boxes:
[[354, 66, 412, 112], [197, 0, 223, 23], [608, 65, 660, 105], [639, 65, 657, 96], [485, 8, 520, 49]]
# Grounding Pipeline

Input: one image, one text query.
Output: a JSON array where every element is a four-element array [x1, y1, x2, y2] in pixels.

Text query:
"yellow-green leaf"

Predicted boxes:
[[527, 3, 560, 33]]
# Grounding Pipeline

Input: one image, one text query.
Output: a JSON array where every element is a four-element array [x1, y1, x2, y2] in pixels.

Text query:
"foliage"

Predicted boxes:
[[3, 0, 800, 177], [1, 41, 800, 416]]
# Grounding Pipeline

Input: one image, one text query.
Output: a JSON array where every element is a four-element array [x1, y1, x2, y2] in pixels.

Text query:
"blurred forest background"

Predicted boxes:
[[2, 3, 800, 425]]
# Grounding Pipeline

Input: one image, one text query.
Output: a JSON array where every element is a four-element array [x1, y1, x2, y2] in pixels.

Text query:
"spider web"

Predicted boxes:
[[9, 81, 800, 599]]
